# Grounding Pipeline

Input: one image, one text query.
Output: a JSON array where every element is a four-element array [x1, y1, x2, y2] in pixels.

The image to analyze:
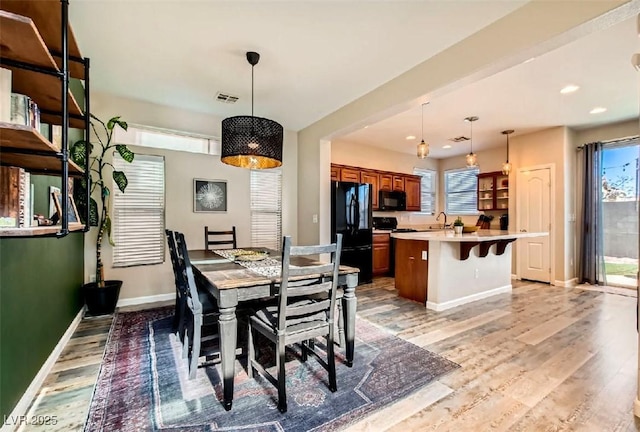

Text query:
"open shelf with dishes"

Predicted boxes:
[[0, 1, 90, 237], [477, 171, 509, 211]]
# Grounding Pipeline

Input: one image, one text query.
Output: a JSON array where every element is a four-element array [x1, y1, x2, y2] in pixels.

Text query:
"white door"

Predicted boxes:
[[517, 168, 551, 282]]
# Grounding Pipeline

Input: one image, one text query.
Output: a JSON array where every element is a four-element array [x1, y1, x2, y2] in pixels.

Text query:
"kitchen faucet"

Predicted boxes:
[[436, 211, 448, 228]]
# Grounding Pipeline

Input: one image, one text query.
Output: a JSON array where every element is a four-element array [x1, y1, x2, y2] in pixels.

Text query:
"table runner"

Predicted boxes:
[[213, 249, 282, 277]]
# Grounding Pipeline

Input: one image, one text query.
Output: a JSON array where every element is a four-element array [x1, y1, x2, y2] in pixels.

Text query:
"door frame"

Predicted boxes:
[[515, 163, 556, 284]]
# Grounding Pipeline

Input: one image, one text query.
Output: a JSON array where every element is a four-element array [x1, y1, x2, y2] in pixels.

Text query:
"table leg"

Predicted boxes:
[[218, 305, 237, 411], [342, 273, 358, 367]]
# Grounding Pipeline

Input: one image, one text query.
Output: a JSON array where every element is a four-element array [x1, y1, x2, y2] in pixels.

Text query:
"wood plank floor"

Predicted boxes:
[[14, 279, 640, 431]]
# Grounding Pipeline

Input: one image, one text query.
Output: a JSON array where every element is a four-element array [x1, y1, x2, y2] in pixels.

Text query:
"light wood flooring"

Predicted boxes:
[[14, 279, 640, 431]]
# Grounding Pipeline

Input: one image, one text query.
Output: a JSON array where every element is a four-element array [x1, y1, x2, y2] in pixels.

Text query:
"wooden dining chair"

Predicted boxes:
[[247, 234, 343, 413], [204, 226, 237, 250], [165, 229, 188, 338]]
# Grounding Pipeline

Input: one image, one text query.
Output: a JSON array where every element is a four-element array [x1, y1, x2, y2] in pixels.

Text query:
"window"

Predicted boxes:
[[112, 154, 165, 267], [250, 169, 282, 249], [413, 167, 436, 214], [444, 167, 479, 215], [114, 124, 220, 155]]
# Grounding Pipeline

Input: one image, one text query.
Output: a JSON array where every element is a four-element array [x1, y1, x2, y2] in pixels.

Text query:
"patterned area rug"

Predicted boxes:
[[85, 307, 459, 431]]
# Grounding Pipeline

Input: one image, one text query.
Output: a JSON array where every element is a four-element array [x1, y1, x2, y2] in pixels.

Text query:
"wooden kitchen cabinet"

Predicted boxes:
[[393, 175, 405, 191], [394, 239, 428, 304], [477, 171, 509, 211], [372, 232, 391, 276], [404, 176, 421, 211], [330, 165, 341, 181], [379, 174, 393, 191], [360, 170, 379, 209], [340, 166, 361, 182]]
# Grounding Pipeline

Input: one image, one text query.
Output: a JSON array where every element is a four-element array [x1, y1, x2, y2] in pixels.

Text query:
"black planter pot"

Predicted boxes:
[[83, 280, 122, 316]]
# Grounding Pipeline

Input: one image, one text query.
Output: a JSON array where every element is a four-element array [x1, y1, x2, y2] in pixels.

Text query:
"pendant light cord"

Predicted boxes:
[[470, 120, 473, 154], [421, 104, 424, 140], [506, 134, 509, 162], [251, 64, 254, 117]]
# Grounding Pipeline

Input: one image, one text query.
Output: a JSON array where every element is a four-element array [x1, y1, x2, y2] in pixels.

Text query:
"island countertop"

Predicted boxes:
[[390, 229, 548, 242]]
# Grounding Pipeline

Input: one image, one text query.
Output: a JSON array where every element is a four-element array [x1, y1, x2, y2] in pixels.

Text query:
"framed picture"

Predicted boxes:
[[194, 179, 227, 212], [52, 192, 81, 225]]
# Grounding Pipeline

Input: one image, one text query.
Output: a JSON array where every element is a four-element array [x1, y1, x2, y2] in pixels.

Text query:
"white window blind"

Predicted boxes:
[[413, 167, 436, 214], [114, 124, 220, 155], [250, 169, 282, 250], [445, 167, 479, 215], [112, 154, 165, 267]]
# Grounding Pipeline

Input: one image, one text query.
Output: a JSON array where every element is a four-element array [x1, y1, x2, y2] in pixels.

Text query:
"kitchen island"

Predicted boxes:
[[390, 230, 547, 311]]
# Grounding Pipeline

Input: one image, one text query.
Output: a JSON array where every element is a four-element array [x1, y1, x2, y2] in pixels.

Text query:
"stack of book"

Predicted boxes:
[[0, 166, 32, 228], [10, 93, 40, 130]]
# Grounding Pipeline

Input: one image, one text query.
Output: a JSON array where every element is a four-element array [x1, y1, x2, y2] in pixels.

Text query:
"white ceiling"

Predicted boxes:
[[69, 0, 526, 131], [339, 14, 640, 158], [69, 1, 638, 158]]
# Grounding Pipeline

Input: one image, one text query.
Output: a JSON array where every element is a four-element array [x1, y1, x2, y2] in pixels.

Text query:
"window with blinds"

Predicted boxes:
[[250, 169, 282, 250], [112, 154, 165, 267], [114, 124, 220, 155], [413, 167, 436, 214], [444, 167, 479, 215]]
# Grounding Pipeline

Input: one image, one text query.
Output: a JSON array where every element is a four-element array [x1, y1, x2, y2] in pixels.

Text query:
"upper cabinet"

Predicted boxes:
[[477, 171, 509, 211], [331, 164, 421, 211], [404, 176, 421, 211]]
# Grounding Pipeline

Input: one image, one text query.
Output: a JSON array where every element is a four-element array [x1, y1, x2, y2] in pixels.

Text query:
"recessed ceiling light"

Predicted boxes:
[[443, 145, 452, 149], [560, 85, 580, 94], [590, 107, 607, 114], [523, 57, 535, 64], [406, 135, 416, 140], [363, 125, 369, 129]]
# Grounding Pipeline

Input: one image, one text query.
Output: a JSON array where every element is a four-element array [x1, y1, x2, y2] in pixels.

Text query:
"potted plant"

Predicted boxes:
[[71, 115, 134, 315], [453, 217, 464, 234]]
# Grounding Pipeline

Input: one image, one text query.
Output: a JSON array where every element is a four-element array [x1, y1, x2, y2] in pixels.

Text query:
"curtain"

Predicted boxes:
[[579, 141, 606, 285]]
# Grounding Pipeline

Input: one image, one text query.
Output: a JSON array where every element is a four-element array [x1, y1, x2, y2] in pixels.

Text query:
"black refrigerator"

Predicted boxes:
[[331, 181, 373, 284]]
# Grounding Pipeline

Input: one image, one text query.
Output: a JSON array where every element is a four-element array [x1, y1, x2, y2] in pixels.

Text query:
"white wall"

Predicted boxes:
[[87, 91, 298, 300]]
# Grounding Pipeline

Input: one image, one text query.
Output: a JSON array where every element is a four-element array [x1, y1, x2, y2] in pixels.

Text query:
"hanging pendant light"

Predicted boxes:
[[221, 52, 283, 169], [417, 103, 429, 159], [464, 116, 479, 168], [501, 129, 514, 175]]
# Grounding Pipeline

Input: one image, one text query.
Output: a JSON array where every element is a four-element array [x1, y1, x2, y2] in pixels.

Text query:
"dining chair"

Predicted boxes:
[[174, 231, 224, 378], [165, 229, 188, 338], [204, 226, 237, 250], [247, 234, 343, 413]]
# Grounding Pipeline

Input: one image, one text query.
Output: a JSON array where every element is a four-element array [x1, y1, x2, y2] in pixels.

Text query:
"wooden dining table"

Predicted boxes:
[[188, 248, 360, 411]]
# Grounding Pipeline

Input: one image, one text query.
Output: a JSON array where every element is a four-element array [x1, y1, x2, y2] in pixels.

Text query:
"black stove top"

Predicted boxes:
[[392, 228, 417, 233], [372, 216, 398, 230]]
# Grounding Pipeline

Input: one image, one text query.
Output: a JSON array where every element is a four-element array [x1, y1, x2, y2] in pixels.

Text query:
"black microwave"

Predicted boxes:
[[378, 190, 406, 211]]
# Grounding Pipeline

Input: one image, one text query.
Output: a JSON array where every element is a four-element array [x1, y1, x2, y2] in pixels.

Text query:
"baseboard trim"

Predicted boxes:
[[1, 307, 85, 432], [634, 397, 640, 418], [554, 278, 578, 288], [116, 293, 174, 308], [511, 273, 517, 280], [426, 285, 512, 311]]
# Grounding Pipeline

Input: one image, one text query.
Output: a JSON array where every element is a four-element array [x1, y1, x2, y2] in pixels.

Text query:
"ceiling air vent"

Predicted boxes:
[[449, 136, 469, 142], [215, 92, 239, 104]]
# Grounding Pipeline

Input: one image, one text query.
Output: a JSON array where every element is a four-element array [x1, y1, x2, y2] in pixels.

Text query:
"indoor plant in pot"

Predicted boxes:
[[453, 217, 464, 234], [71, 115, 134, 315]]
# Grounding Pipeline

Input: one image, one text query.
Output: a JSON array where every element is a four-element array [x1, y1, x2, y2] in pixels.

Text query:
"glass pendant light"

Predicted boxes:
[[417, 103, 429, 159], [464, 116, 478, 168], [501, 129, 514, 175]]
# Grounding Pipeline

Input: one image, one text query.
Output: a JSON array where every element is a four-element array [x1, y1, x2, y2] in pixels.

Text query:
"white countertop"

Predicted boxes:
[[390, 230, 548, 242]]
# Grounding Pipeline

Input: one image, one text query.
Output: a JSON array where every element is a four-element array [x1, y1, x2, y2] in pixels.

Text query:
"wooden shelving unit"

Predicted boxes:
[[0, 223, 84, 237], [0, 1, 90, 237], [0, 11, 84, 128]]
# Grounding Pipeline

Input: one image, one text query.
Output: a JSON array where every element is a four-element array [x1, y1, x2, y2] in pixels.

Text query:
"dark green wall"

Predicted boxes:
[[0, 231, 84, 418]]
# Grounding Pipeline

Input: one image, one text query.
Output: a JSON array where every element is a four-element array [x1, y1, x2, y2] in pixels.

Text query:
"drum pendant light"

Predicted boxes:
[[464, 116, 478, 168], [417, 103, 429, 159], [221, 52, 283, 169], [501, 129, 514, 175]]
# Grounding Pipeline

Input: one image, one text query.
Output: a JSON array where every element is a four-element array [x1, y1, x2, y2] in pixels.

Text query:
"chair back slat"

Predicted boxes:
[[175, 232, 203, 314], [276, 234, 343, 332], [288, 264, 335, 278], [287, 299, 331, 318], [204, 226, 237, 250], [166, 229, 189, 298]]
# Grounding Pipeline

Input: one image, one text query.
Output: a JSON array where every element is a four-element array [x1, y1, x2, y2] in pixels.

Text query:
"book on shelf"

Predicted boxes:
[[0, 166, 33, 228], [10, 93, 40, 130], [0, 67, 11, 123]]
